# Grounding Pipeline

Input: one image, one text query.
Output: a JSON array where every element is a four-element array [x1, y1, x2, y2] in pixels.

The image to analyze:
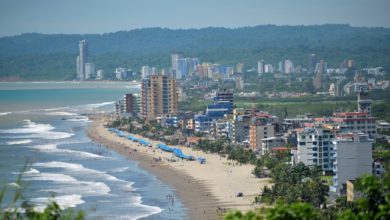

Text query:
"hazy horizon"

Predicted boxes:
[[1, 0, 390, 37], [2, 23, 390, 38]]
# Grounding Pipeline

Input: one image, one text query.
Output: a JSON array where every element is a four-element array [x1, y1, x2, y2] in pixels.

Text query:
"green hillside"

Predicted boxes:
[[0, 25, 389, 80]]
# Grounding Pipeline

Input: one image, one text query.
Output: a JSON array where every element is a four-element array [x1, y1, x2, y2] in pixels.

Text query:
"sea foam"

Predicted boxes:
[[27, 171, 111, 196], [31, 144, 105, 159], [0, 112, 11, 116], [34, 161, 123, 182], [6, 139, 33, 145], [45, 112, 77, 116], [85, 101, 114, 109], [31, 194, 85, 212], [0, 120, 74, 140]]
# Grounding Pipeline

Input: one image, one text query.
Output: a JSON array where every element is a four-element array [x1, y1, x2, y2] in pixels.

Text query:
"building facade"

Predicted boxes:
[[77, 40, 88, 80], [124, 93, 140, 116], [141, 75, 178, 119], [249, 123, 274, 152], [296, 127, 335, 172], [331, 132, 373, 194]]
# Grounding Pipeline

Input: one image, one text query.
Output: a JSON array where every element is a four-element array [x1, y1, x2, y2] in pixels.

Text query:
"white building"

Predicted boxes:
[[264, 64, 274, 73], [236, 76, 244, 90], [85, 62, 95, 80], [141, 66, 151, 79], [284, 59, 295, 74], [96, 69, 104, 80], [331, 132, 373, 194], [296, 127, 335, 171], [115, 67, 127, 80], [258, 59, 264, 75]]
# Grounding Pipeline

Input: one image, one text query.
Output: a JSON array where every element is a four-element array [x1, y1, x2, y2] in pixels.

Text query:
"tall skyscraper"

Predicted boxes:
[[284, 59, 295, 74], [236, 63, 244, 74], [258, 59, 264, 75], [77, 40, 88, 80], [315, 60, 327, 74], [171, 53, 183, 79], [141, 65, 151, 79], [308, 53, 317, 74], [141, 75, 178, 119]]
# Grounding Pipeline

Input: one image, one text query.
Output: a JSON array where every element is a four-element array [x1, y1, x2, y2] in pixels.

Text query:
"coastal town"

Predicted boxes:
[[73, 38, 390, 219], [1, 2, 390, 218]]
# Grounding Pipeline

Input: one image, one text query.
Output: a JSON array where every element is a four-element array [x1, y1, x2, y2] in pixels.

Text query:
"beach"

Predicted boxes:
[[88, 115, 270, 220]]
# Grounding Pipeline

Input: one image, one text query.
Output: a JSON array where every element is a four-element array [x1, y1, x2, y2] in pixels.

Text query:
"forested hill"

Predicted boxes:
[[1, 24, 390, 80]]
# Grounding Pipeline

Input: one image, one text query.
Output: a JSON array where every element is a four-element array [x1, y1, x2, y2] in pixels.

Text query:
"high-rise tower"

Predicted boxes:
[[77, 40, 88, 80], [141, 75, 178, 119], [308, 53, 317, 74], [171, 53, 183, 79]]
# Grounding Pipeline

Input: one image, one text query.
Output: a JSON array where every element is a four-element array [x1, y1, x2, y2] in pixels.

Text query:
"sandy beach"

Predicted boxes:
[[87, 115, 270, 220]]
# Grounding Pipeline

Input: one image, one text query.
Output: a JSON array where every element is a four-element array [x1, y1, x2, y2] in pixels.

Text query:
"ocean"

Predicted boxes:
[[0, 82, 187, 219]]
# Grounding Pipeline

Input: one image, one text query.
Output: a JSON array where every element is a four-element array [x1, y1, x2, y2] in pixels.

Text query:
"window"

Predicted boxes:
[[302, 135, 306, 139], [313, 159, 318, 163], [313, 153, 318, 157], [323, 147, 328, 151], [313, 141, 317, 145], [299, 142, 306, 145], [324, 153, 328, 156], [313, 147, 318, 151]]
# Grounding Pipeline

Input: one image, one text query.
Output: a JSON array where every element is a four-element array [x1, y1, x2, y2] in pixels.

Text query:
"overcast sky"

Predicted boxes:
[[0, 0, 389, 37]]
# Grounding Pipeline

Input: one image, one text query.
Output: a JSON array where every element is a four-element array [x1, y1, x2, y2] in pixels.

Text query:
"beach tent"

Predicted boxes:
[[127, 135, 138, 142], [117, 131, 125, 137], [157, 144, 174, 152], [172, 148, 195, 161], [139, 139, 151, 146]]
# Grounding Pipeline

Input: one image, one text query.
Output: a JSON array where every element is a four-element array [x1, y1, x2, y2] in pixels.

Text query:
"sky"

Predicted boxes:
[[0, 0, 389, 37]]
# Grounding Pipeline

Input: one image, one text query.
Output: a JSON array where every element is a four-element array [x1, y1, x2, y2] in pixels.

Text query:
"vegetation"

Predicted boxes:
[[225, 164, 390, 220], [257, 163, 328, 208], [372, 98, 390, 123], [1, 25, 390, 80]]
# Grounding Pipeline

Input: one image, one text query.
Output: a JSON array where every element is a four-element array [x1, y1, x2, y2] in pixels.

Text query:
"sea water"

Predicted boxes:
[[0, 82, 187, 219]]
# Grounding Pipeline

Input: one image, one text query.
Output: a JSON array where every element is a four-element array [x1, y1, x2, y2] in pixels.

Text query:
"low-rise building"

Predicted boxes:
[[261, 136, 285, 155], [332, 112, 376, 138]]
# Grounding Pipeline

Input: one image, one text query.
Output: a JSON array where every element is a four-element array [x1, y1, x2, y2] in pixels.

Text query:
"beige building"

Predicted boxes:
[[141, 75, 178, 119], [249, 124, 274, 153]]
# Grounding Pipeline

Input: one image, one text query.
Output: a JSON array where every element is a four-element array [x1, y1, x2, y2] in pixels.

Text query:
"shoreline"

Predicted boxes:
[[87, 115, 269, 219]]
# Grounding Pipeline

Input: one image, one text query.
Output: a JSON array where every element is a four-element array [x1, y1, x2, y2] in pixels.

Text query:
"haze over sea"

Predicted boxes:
[[0, 82, 187, 219]]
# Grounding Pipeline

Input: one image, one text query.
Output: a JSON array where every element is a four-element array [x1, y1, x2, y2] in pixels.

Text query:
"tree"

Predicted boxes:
[[266, 202, 319, 220], [338, 170, 390, 219]]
